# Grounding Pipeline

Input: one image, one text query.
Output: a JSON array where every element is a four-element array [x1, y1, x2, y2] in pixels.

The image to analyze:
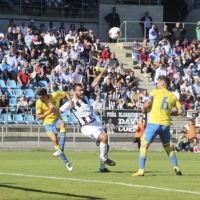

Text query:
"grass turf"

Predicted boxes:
[[0, 150, 199, 200]]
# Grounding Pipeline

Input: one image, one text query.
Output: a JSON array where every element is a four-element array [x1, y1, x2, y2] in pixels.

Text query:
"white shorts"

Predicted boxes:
[[81, 120, 105, 139]]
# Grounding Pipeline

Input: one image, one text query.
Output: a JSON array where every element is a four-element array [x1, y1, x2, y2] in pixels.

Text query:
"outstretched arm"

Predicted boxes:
[[91, 64, 108, 88]]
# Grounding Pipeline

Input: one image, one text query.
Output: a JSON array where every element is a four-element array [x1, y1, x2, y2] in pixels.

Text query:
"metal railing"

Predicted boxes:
[[99, 0, 161, 4], [117, 21, 198, 42]]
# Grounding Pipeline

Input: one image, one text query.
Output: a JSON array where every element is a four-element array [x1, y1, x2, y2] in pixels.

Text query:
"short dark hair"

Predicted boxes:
[[73, 83, 83, 91], [158, 75, 170, 87], [37, 88, 47, 96]]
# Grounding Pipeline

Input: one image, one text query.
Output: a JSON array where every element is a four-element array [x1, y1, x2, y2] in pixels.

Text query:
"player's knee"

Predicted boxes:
[[163, 143, 174, 156], [59, 121, 66, 128], [98, 133, 107, 143], [140, 140, 149, 149]]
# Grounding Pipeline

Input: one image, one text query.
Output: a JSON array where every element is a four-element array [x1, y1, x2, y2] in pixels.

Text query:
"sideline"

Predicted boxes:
[[0, 172, 200, 195]]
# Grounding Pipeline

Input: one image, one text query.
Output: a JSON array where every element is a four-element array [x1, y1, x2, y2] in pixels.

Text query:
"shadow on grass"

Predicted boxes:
[[0, 184, 105, 199]]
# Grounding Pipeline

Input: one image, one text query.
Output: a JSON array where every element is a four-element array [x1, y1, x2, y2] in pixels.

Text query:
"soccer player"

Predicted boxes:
[[132, 75, 183, 176], [59, 65, 116, 172], [36, 89, 74, 171]]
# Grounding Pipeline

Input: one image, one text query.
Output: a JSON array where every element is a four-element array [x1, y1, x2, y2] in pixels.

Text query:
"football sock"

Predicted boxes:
[[139, 147, 147, 170], [163, 143, 178, 167], [60, 153, 68, 164], [54, 144, 60, 150], [60, 128, 66, 151], [100, 142, 107, 162]]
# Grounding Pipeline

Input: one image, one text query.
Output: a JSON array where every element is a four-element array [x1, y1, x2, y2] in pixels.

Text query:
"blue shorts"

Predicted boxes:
[[44, 119, 62, 135], [141, 123, 170, 144]]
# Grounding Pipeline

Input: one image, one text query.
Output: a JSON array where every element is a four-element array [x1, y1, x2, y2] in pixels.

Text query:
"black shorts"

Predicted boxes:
[[134, 137, 141, 143]]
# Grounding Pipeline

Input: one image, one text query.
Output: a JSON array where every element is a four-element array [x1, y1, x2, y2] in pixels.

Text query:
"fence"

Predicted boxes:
[[118, 21, 198, 42], [0, 107, 193, 147]]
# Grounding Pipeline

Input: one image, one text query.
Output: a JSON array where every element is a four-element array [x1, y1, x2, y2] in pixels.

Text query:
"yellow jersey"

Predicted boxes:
[[148, 89, 181, 126], [36, 91, 66, 125]]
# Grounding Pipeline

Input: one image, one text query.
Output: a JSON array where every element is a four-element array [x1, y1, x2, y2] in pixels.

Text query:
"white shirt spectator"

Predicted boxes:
[[19, 25, 28, 36], [44, 34, 57, 44], [55, 65, 65, 75], [65, 34, 76, 43], [25, 34, 34, 44], [154, 67, 167, 82], [75, 43, 84, 52], [68, 49, 80, 60], [180, 84, 193, 93]]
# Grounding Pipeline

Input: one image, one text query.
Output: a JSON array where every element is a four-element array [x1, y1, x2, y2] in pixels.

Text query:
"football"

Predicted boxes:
[[133, 125, 139, 131], [109, 27, 122, 40]]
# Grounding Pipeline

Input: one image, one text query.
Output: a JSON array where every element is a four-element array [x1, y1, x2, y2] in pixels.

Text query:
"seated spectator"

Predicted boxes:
[[58, 22, 68, 39], [176, 131, 191, 152], [126, 70, 137, 89], [142, 39, 151, 53], [168, 55, 178, 67], [17, 53, 26, 67], [49, 69, 62, 91], [28, 20, 38, 35], [55, 60, 65, 75], [24, 28, 34, 51], [139, 47, 149, 73], [102, 45, 111, 62], [0, 32, 10, 48], [172, 71, 182, 91], [113, 87, 121, 100], [172, 40, 182, 55], [192, 78, 200, 100], [31, 34, 44, 54], [47, 51, 57, 68], [61, 68, 71, 91], [0, 47, 4, 63], [180, 79, 195, 99], [130, 88, 139, 108], [93, 95, 105, 116], [0, 94, 8, 114], [154, 63, 167, 83], [69, 24, 77, 37], [182, 38, 192, 53], [71, 66, 84, 83], [77, 22, 88, 36], [74, 38, 84, 56], [132, 39, 142, 65], [56, 38, 66, 52], [185, 71, 194, 86], [17, 94, 34, 114], [87, 29, 95, 44], [180, 87, 192, 116], [167, 63, 177, 80], [17, 67, 32, 89], [102, 78, 114, 100], [23, 61, 32, 74], [89, 45, 100, 66], [115, 62, 126, 75], [94, 39, 103, 56], [105, 92, 116, 109], [0, 56, 17, 83], [136, 96, 143, 110], [87, 64, 96, 83], [68, 77, 76, 95], [38, 52, 47, 67], [27, 50, 37, 67], [155, 44, 162, 55], [140, 89, 149, 103], [181, 48, 192, 66], [5, 26, 15, 47], [43, 60, 52, 80], [160, 38, 172, 56], [33, 59, 45, 83], [38, 23, 46, 36], [116, 98, 126, 109], [149, 48, 160, 64], [44, 30, 57, 51], [83, 38, 91, 59], [160, 49, 169, 60], [65, 29, 76, 46], [58, 44, 68, 59], [120, 86, 128, 101], [68, 44, 85, 68], [143, 57, 156, 80], [169, 47, 181, 66]]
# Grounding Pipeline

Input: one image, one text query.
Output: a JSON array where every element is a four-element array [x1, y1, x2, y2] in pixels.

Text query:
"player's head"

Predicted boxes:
[[37, 88, 48, 103], [73, 83, 84, 98], [157, 75, 170, 89]]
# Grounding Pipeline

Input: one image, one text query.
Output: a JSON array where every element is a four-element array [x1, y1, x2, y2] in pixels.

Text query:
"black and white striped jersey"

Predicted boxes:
[[60, 96, 96, 127]]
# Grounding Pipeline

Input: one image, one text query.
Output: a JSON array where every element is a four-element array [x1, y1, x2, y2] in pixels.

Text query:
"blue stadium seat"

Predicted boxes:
[[31, 109, 36, 115], [37, 120, 43, 124], [61, 115, 71, 125], [4, 88, 13, 98], [6, 80, 19, 89], [24, 115, 38, 124], [0, 80, 6, 88], [70, 115, 78, 125], [62, 98, 68, 104], [13, 89, 23, 98], [62, 109, 71, 115], [24, 89, 34, 99], [89, 99, 94, 107], [13, 114, 26, 124], [31, 81, 38, 89], [39, 80, 48, 88], [9, 98, 18, 107], [1, 114, 15, 124]]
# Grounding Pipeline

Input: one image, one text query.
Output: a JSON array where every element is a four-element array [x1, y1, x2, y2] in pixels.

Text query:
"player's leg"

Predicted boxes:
[[56, 120, 73, 171], [160, 126, 182, 175], [132, 124, 159, 176]]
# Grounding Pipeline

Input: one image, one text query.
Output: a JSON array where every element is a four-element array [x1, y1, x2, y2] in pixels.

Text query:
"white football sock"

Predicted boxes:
[[100, 142, 107, 162]]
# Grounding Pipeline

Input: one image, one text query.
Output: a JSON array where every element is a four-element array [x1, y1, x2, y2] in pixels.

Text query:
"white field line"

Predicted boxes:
[[0, 172, 200, 195]]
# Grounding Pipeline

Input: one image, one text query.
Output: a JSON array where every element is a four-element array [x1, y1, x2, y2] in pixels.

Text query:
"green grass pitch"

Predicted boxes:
[[0, 150, 199, 200]]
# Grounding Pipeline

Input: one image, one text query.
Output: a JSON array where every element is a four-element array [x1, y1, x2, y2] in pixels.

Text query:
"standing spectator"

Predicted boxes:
[[105, 92, 116, 109], [161, 25, 172, 41], [25, 28, 34, 51], [93, 95, 105, 116], [104, 7, 120, 43], [87, 30, 96, 44], [139, 47, 149, 73], [19, 21, 28, 37], [102, 45, 111, 62], [59, 22, 68, 39], [49, 69, 62, 91], [140, 11, 152, 39], [33, 59, 45, 83], [77, 22, 88, 35], [28, 20, 38, 35], [0, 94, 8, 114], [87, 64, 96, 84], [149, 24, 160, 48], [171, 22, 187, 44], [102, 79, 114, 100], [94, 39, 104, 56], [14, 33, 25, 55], [132, 39, 142, 66], [17, 67, 32, 89]]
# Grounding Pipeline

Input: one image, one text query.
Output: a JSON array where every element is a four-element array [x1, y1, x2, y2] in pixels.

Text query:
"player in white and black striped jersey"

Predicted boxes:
[[60, 65, 116, 172]]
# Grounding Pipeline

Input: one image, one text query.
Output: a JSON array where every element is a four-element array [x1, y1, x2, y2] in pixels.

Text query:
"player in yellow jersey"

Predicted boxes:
[[132, 76, 183, 176], [36, 89, 73, 171]]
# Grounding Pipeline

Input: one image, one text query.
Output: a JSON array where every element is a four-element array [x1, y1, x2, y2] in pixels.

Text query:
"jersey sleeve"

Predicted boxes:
[[60, 101, 70, 113], [149, 89, 156, 101], [52, 91, 66, 100], [36, 100, 43, 114], [175, 97, 182, 109]]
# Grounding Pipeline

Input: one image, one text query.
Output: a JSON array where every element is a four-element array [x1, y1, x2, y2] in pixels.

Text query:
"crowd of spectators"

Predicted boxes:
[[132, 22, 200, 116]]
